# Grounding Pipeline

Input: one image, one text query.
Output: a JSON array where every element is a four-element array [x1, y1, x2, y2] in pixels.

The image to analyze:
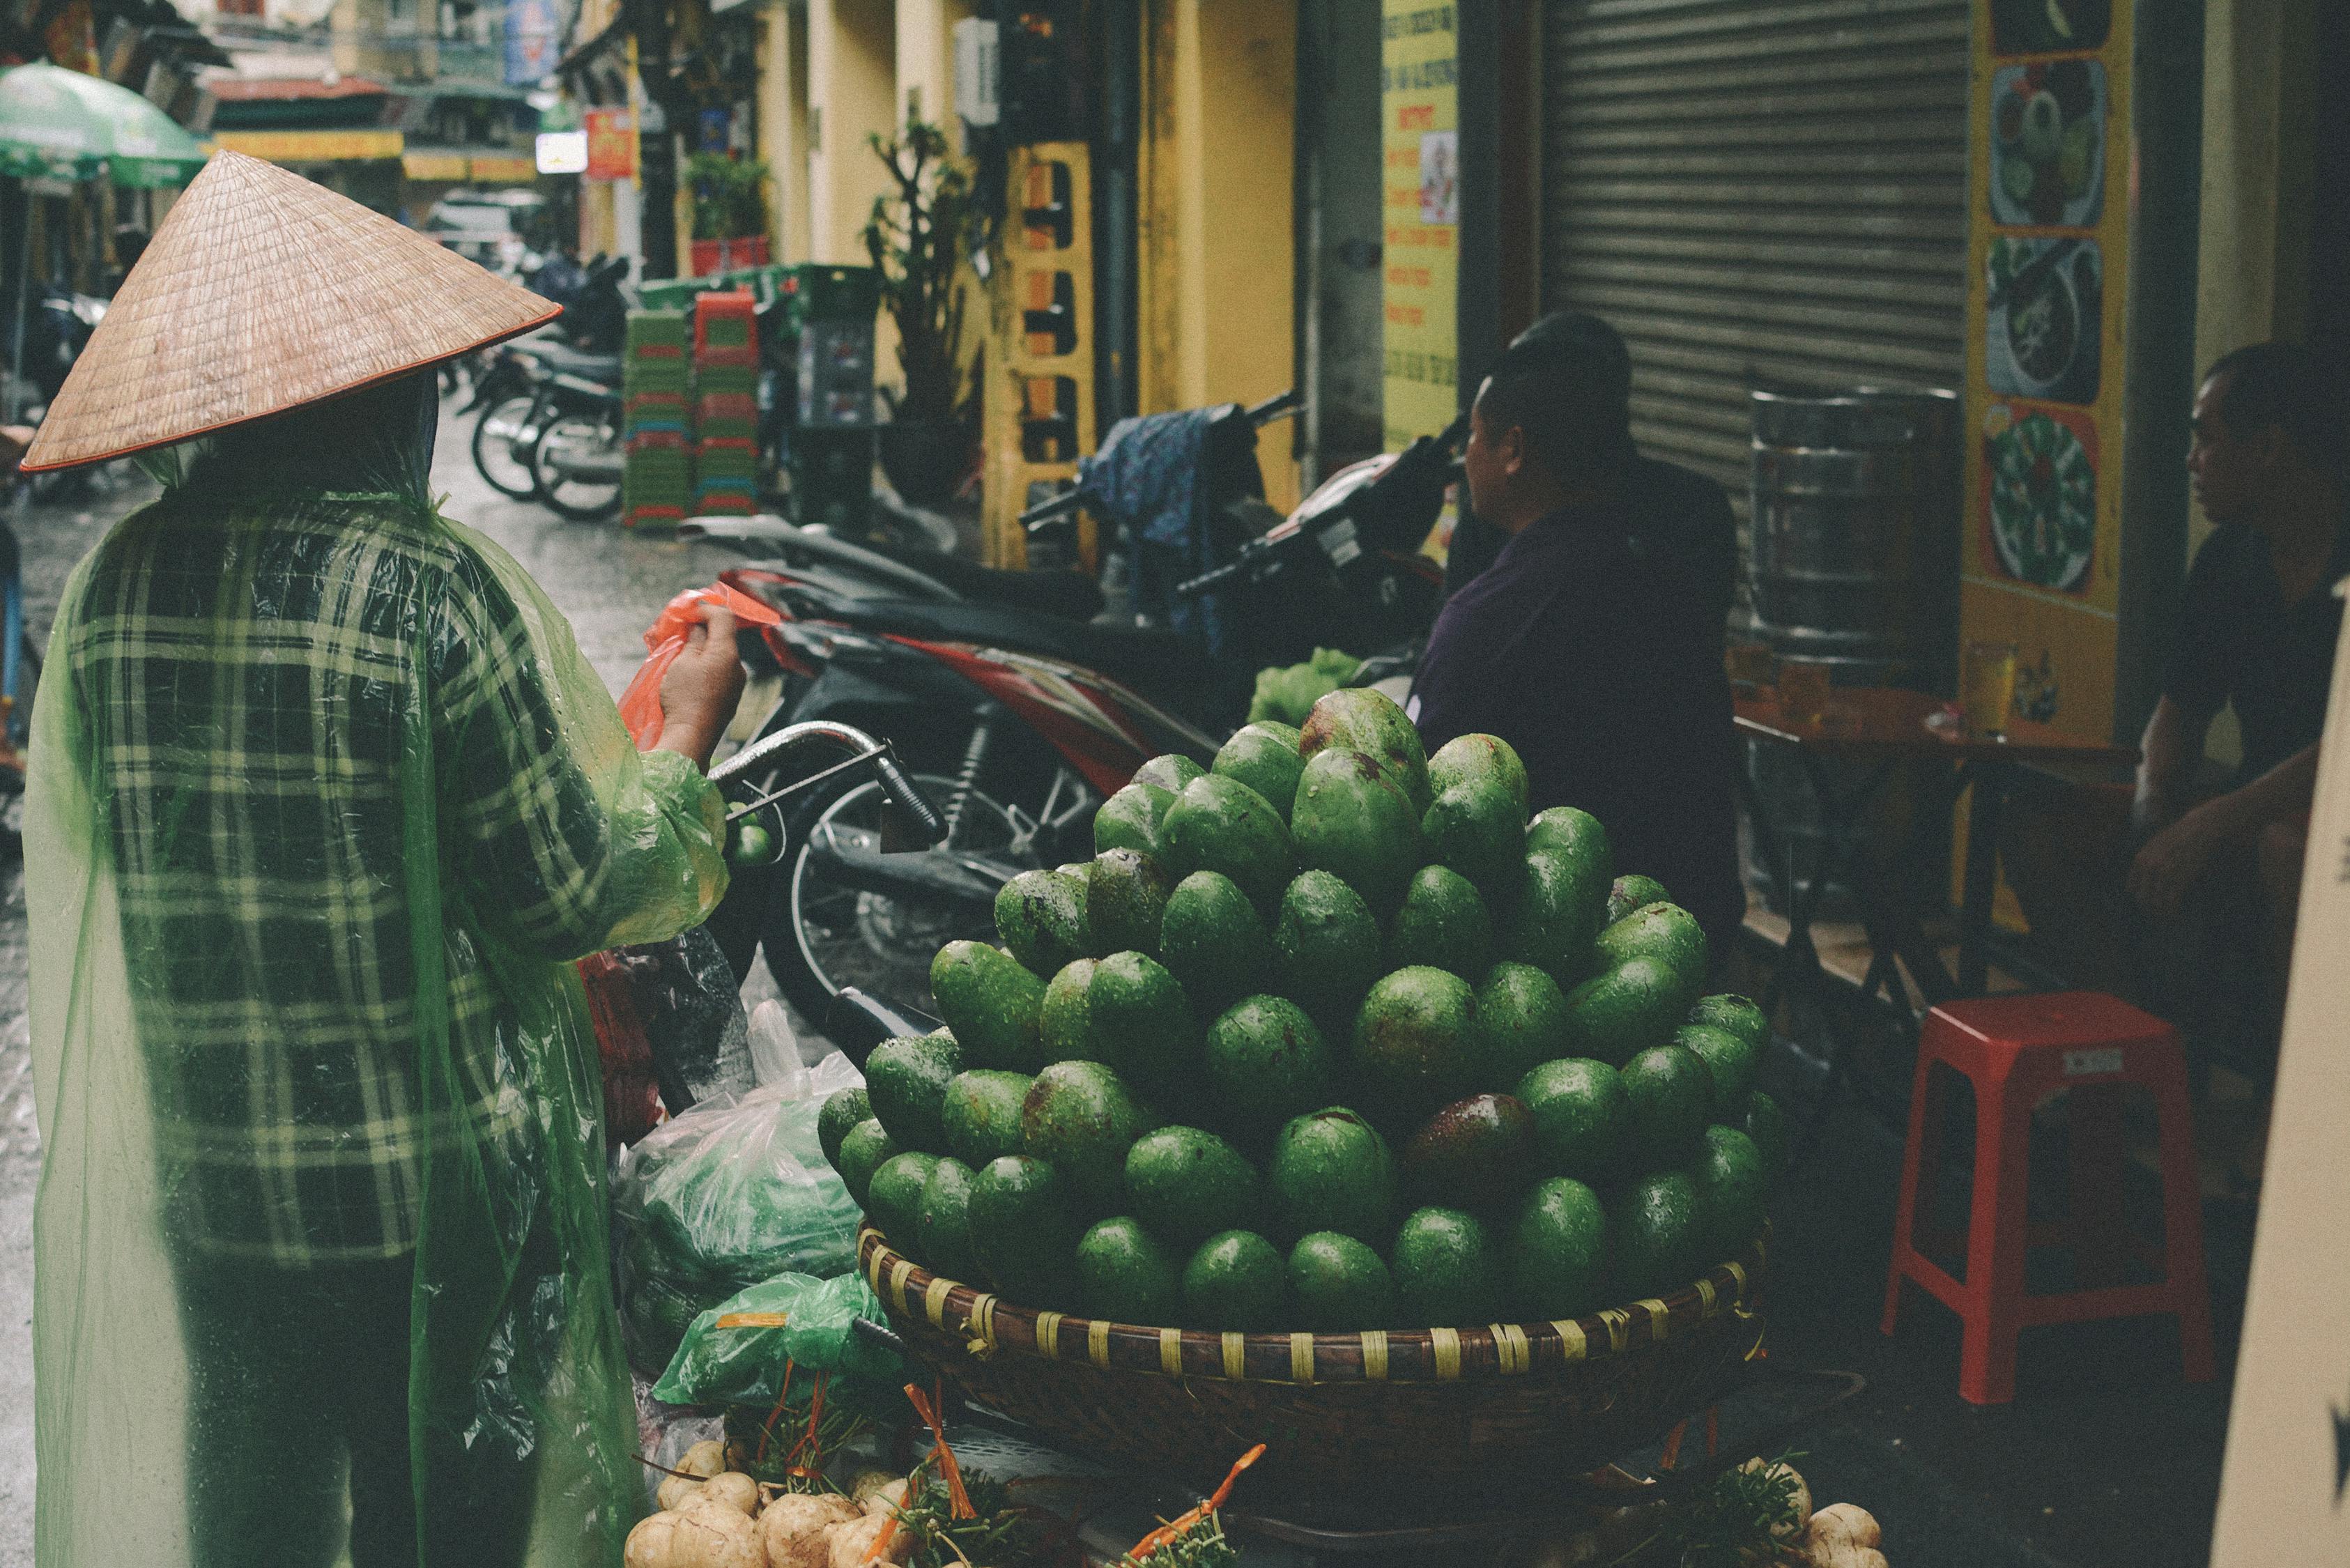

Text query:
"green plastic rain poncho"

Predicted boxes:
[[26, 373, 730, 1568]]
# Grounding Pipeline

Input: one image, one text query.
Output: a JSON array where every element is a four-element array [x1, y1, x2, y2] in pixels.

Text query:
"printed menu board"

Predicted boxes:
[[1960, 0, 2129, 739], [1380, 1, 1459, 453]]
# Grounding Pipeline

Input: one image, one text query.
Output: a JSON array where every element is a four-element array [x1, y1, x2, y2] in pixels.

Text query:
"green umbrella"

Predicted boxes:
[[0, 61, 208, 189]]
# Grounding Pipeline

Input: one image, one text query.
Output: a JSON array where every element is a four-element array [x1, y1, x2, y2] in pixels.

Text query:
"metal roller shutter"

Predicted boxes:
[[1539, 0, 1971, 574]]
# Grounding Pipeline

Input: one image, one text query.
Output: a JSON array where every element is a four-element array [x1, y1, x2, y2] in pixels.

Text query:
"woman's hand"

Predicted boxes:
[[2127, 804, 2225, 921], [653, 604, 747, 769]]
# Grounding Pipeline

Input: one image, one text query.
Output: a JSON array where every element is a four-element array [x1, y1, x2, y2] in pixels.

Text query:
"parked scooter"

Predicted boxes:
[[465, 255, 633, 501], [702, 410, 1465, 1017]]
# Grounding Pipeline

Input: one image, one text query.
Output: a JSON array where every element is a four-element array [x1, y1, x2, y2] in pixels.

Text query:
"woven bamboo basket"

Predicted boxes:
[[859, 1224, 1767, 1502]]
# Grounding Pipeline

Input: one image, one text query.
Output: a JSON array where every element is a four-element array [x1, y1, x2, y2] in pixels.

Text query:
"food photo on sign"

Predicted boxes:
[[1980, 399, 2097, 594], [1989, 60, 2106, 229], [1986, 236, 2103, 404]]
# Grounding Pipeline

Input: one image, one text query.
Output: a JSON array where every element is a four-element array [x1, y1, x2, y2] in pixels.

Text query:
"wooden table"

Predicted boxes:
[[1734, 685, 2137, 1137]]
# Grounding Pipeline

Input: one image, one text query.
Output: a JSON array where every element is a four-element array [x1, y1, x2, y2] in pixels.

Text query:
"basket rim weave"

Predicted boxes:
[[859, 1224, 1766, 1388]]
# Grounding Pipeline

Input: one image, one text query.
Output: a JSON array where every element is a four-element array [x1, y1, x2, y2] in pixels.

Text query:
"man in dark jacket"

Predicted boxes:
[[1408, 315, 1744, 953]]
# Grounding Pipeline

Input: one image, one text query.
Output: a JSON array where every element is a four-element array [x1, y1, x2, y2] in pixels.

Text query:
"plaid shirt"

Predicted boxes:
[[65, 498, 716, 1266]]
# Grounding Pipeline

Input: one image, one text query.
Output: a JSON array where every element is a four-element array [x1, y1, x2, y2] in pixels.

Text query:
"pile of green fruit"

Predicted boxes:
[[817, 689, 1784, 1332]]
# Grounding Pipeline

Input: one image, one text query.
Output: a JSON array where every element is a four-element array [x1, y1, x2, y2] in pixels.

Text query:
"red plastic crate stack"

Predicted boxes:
[[693, 291, 760, 516]]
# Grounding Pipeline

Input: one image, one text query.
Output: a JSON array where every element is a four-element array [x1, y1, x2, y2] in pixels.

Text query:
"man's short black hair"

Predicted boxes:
[[1477, 312, 1637, 479], [2204, 342, 2345, 472]]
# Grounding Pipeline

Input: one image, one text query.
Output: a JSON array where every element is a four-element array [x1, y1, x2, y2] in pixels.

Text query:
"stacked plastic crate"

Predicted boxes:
[[622, 309, 694, 530], [692, 290, 760, 516]]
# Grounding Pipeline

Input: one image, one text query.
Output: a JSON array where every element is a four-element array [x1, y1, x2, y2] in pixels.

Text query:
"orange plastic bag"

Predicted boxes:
[[616, 581, 782, 749]]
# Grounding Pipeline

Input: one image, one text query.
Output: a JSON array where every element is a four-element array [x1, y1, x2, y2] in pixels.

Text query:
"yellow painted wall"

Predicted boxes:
[[808, 0, 898, 264], [2189, 0, 2321, 769], [1137, 0, 1300, 512], [758, 1, 811, 263], [894, 0, 976, 132]]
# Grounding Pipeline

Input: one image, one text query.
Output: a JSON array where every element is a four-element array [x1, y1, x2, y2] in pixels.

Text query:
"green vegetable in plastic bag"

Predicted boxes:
[[1249, 647, 1364, 727], [615, 1054, 866, 1367], [652, 1272, 904, 1408]]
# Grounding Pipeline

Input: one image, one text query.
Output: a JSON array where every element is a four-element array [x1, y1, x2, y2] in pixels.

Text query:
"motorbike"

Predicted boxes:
[[701, 406, 1464, 1017], [465, 255, 633, 502]]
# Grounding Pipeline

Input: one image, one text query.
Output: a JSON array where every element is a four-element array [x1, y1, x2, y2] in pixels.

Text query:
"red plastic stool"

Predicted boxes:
[[1880, 992, 2216, 1404]]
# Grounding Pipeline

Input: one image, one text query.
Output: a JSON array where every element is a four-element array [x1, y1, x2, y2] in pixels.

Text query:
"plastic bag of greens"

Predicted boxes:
[[652, 1272, 903, 1408], [615, 1052, 865, 1367], [1247, 646, 1362, 725]]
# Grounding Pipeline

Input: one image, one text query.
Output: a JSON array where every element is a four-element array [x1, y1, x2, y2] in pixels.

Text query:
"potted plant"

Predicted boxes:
[[687, 151, 771, 275], [862, 118, 979, 508]]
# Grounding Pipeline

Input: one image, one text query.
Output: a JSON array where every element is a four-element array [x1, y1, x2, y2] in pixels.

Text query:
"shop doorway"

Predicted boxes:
[[1297, 0, 1383, 486]]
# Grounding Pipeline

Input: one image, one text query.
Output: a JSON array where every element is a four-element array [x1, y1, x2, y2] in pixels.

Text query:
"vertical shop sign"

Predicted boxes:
[[1960, 1, 2130, 738], [1380, 2, 1457, 452], [585, 109, 638, 182]]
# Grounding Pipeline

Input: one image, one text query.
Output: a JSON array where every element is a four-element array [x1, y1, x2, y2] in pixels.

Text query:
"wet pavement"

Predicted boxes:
[[0, 398, 771, 1567]]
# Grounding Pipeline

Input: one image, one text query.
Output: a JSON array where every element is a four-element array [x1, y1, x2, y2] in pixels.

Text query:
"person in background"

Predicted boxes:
[[2130, 342, 2347, 1021], [24, 152, 745, 1568], [1441, 312, 1737, 609], [1408, 318, 1744, 956]]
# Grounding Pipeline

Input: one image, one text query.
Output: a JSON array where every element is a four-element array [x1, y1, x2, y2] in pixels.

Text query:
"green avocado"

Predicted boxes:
[[1291, 748, 1427, 918], [1268, 1107, 1399, 1246], [1126, 1125, 1262, 1245], [1385, 863, 1494, 980], [1020, 1060, 1154, 1213], [1299, 686, 1431, 814], [940, 1069, 1035, 1169], [1422, 734, 1530, 907], [1693, 1124, 1768, 1265], [1160, 774, 1296, 915], [1473, 962, 1572, 1091], [863, 1033, 966, 1151], [1508, 1176, 1610, 1319], [994, 868, 1096, 976], [1095, 780, 1176, 859], [1562, 954, 1689, 1067], [1525, 805, 1611, 868], [1400, 1093, 1536, 1211], [818, 1085, 872, 1169], [1086, 849, 1173, 958], [1134, 753, 1207, 794], [1427, 732, 1530, 820], [836, 1119, 899, 1210], [1618, 1043, 1715, 1172], [1158, 870, 1272, 1009], [1516, 1057, 1628, 1182], [1040, 958, 1104, 1063], [1213, 723, 1308, 825], [1181, 1230, 1288, 1331], [1352, 965, 1484, 1115], [1592, 902, 1707, 1008], [916, 1158, 983, 1281], [1610, 1169, 1706, 1301], [1390, 1206, 1501, 1327], [1288, 1232, 1396, 1332], [1204, 994, 1337, 1142], [1674, 1023, 1759, 1123], [969, 1154, 1082, 1303], [866, 1151, 944, 1247], [1087, 951, 1201, 1102], [1605, 873, 1673, 927], [1504, 847, 1612, 988], [1077, 1216, 1185, 1325], [930, 940, 1047, 1072], [1688, 992, 1770, 1054], [1271, 870, 1385, 1026]]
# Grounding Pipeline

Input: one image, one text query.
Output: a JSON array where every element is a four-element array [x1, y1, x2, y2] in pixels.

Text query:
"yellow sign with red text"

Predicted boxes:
[[1380, 1, 1457, 454]]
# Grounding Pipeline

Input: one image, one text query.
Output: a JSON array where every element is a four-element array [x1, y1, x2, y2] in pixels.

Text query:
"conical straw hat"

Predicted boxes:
[[20, 149, 562, 472]]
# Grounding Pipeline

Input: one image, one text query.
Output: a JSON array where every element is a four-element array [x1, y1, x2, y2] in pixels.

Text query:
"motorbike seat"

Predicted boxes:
[[518, 342, 621, 383], [845, 538, 1107, 620], [810, 593, 1213, 701]]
